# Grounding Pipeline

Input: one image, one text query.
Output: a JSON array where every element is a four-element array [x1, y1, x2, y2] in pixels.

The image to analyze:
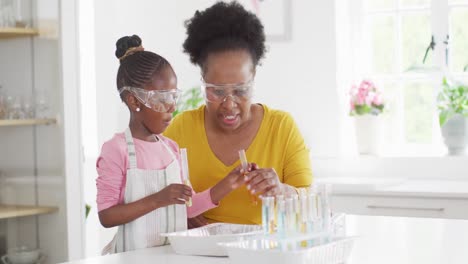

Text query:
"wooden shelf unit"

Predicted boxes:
[[0, 118, 56, 127], [0, 204, 58, 219], [0, 27, 39, 39]]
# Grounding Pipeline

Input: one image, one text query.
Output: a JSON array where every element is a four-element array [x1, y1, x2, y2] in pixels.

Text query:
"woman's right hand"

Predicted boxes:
[[151, 183, 192, 208]]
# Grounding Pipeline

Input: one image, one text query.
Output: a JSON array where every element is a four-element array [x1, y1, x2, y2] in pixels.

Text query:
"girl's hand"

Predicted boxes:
[[210, 163, 254, 204], [244, 168, 283, 197], [225, 165, 248, 190], [151, 183, 192, 207]]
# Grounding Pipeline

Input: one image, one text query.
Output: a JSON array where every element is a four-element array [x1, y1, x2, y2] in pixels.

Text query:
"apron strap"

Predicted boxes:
[[124, 128, 138, 169], [157, 135, 177, 160]]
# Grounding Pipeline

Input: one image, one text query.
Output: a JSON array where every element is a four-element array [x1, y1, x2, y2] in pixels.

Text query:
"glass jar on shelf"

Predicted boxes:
[[7, 96, 25, 119], [0, 0, 16, 28], [35, 91, 49, 119], [22, 96, 34, 119], [0, 85, 6, 119]]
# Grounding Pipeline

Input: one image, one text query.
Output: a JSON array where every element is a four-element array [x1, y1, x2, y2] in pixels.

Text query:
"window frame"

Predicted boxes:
[[349, 0, 468, 157]]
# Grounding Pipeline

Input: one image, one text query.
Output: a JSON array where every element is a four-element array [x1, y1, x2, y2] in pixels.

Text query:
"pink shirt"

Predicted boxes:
[[96, 132, 217, 217]]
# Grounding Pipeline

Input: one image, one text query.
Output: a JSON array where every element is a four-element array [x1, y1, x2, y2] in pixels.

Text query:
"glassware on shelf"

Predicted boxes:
[[7, 96, 24, 119], [0, 1, 4, 28], [14, 0, 27, 28], [22, 96, 34, 119], [35, 92, 49, 119], [4, 95, 13, 119], [0, 0, 16, 27], [0, 88, 52, 120], [0, 86, 6, 119]]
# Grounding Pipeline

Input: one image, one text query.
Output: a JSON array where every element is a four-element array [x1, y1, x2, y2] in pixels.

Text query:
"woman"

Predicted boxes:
[[164, 2, 312, 225]]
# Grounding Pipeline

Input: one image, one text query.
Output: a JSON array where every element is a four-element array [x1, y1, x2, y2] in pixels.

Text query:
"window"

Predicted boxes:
[[351, 0, 468, 156]]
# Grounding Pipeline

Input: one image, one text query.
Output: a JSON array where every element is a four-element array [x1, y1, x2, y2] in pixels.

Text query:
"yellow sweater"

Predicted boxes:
[[164, 104, 312, 224]]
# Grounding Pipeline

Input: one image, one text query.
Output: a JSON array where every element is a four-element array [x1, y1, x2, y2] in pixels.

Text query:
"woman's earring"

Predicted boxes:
[[136, 107, 140, 112]]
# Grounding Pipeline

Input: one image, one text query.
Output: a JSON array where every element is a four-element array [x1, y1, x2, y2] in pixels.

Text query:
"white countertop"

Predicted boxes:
[[315, 177, 468, 199], [61, 215, 468, 264]]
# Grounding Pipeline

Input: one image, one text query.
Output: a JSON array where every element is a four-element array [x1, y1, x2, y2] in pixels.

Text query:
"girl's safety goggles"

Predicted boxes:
[[119, 86, 181, 113], [200, 78, 254, 103]]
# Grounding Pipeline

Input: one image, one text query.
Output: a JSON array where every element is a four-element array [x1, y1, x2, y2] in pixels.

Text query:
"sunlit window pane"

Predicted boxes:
[[449, 0, 468, 4], [402, 13, 432, 72], [371, 16, 396, 74], [380, 82, 402, 145], [450, 8, 468, 73], [400, 0, 430, 8], [365, 0, 395, 11], [404, 83, 434, 143]]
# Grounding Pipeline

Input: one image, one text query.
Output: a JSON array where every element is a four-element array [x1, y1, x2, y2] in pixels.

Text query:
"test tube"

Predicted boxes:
[[319, 184, 332, 243], [238, 149, 257, 205], [292, 194, 300, 232], [285, 197, 297, 250], [307, 190, 318, 247], [261, 196, 275, 235], [276, 197, 287, 251], [298, 188, 308, 248], [180, 148, 192, 207]]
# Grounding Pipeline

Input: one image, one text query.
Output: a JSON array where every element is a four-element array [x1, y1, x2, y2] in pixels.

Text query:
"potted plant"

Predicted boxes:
[[437, 77, 468, 155], [349, 79, 385, 155], [173, 86, 203, 117]]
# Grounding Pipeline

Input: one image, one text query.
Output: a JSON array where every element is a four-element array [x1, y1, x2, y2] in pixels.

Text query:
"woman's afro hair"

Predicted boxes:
[[183, 1, 266, 66]]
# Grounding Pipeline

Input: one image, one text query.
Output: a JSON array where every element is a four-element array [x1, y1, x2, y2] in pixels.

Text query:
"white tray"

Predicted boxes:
[[219, 237, 355, 264], [161, 223, 262, 256]]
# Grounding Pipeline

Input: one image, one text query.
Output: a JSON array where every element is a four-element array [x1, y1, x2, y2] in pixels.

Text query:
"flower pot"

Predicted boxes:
[[354, 115, 383, 155], [441, 114, 468, 155]]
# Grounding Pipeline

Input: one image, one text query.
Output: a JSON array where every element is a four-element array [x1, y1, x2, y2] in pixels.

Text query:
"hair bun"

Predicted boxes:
[[115, 35, 143, 60]]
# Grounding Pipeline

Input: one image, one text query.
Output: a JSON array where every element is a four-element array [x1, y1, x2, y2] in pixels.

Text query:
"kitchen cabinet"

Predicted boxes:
[[0, 0, 83, 263], [316, 177, 468, 220], [332, 195, 468, 219]]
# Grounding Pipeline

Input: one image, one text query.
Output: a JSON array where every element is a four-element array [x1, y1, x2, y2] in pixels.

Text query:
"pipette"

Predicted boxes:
[[238, 149, 257, 205], [180, 148, 192, 207]]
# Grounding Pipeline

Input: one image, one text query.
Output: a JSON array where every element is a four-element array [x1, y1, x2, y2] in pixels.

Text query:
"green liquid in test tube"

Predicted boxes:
[[239, 149, 257, 205], [180, 148, 192, 207]]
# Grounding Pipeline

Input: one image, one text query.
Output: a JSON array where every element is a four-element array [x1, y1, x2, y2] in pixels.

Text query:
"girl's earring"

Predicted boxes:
[[136, 107, 140, 112]]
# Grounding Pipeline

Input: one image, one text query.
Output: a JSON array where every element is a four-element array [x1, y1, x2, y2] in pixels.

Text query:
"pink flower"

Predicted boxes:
[[366, 91, 376, 106], [356, 92, 366, 105], [373, 93, 383, 106], [349, 79, 385, 115]]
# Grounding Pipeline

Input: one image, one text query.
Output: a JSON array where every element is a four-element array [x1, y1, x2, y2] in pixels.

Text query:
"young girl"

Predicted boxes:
[[96, 35, 245, 254]]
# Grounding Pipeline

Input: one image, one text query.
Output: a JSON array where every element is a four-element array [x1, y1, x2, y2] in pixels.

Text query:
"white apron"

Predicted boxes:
[[102, 128, 187, 254]]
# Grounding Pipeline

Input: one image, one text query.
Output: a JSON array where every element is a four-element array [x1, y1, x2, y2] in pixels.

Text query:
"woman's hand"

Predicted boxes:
[[151, 183, 193, 207], [244, 167, 284, 197]]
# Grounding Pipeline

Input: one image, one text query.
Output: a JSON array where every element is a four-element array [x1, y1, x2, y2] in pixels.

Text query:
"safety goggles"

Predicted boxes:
[[119, 86, 181, 113], [200, 78, 254, 103]]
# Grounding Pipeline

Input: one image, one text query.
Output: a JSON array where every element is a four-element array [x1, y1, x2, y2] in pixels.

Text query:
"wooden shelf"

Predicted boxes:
[[0, 118, 56, 126], [0, 204, 58, 219], [0, 27, 38, 39]]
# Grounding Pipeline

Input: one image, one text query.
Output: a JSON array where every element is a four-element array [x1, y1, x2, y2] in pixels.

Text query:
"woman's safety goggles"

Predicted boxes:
[[201, 78, 254, 103], [119, 86, 181, 113]]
